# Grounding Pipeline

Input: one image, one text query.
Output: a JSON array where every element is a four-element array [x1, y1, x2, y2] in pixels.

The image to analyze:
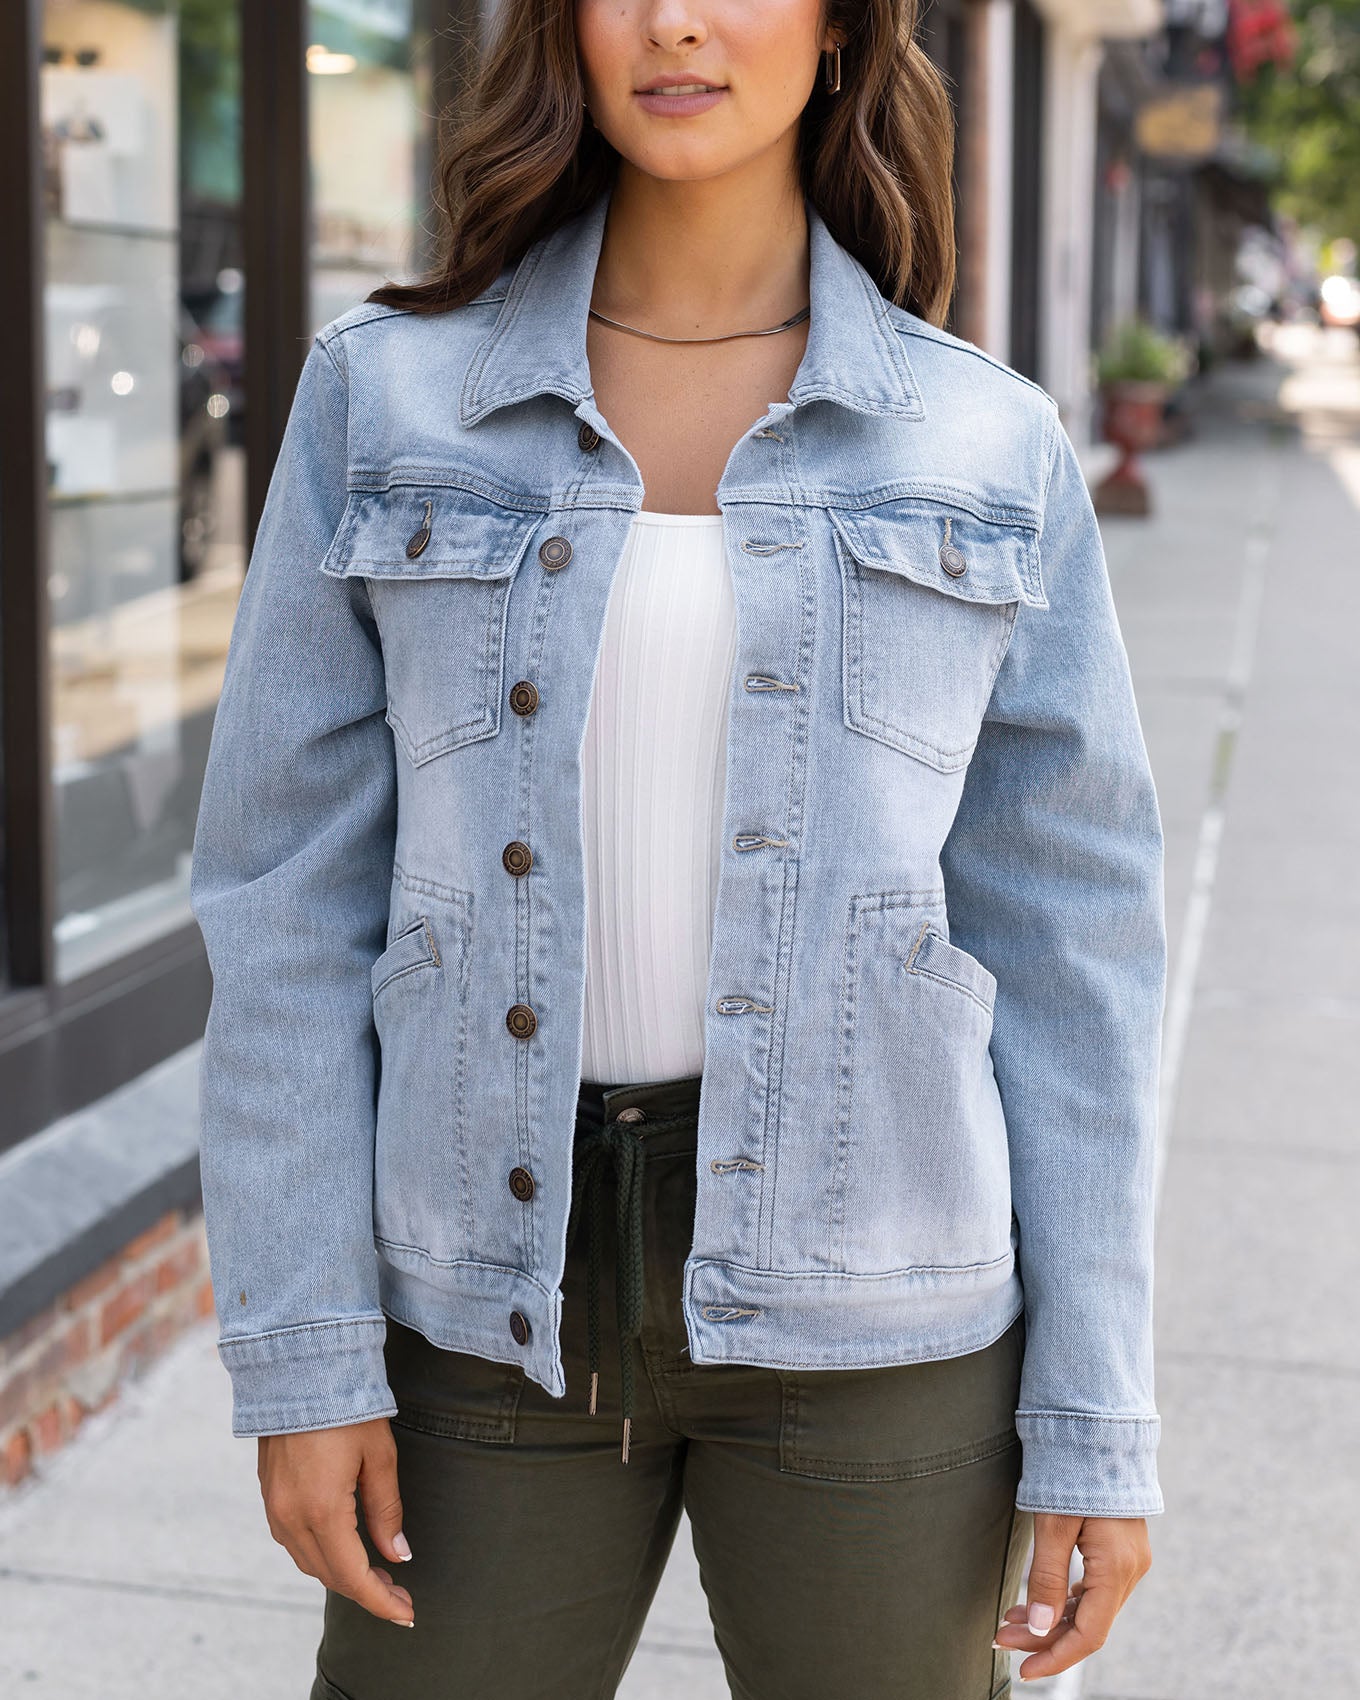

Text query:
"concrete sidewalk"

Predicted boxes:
[[2, 325, 1355, 1698]]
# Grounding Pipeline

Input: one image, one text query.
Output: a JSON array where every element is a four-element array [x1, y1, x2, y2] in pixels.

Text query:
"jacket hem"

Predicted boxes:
[[376, 1240, 567, 1398], [1014, 1408, 1164, 1516], [683, 1252, 1026, 1369]]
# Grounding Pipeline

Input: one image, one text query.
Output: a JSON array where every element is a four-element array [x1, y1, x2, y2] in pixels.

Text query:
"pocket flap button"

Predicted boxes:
[[938, 515, 967, 577]]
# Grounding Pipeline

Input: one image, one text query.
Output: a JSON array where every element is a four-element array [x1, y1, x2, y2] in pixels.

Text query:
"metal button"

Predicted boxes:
[[509, 680, 540, 716], [506, 1003, 537, 1039], [509, 1310, 530, 1345], [939, 541, 968, 577], [502, 840, 533, 876], [613, 1106, 646, 1124], [538, 536, 572, 570], [508, 1166, 535, 1201], [405, 498, 433, 559], [577, 422, 601, 452]]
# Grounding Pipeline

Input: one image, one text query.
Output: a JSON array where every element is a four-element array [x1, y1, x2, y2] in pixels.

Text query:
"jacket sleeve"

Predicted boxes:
[[939, 405, 1167, 1517], [189, 332, 400, 1438]]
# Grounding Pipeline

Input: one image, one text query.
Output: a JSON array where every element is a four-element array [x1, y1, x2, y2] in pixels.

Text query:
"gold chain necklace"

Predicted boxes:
[[586, 303, 810, 343]]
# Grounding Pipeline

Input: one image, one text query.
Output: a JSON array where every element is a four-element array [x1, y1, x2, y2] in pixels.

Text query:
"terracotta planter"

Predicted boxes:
[[1095, 379, 1170, 517]]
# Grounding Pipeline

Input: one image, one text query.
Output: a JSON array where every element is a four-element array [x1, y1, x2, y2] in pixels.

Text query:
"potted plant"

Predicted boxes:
[[1094, 319, 1192, 516]]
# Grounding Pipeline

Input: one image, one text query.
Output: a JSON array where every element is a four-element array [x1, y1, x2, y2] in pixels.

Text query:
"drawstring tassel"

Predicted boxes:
[[567, 1111, 650, 1465]]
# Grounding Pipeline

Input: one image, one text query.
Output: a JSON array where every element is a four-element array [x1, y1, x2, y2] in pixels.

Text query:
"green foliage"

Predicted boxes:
[[1096, 318, 1193, 385], [1236, 2, 1360, 244]]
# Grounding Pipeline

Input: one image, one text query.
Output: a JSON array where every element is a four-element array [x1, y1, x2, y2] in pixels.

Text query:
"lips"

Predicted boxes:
[[635, 74, 726, 93]]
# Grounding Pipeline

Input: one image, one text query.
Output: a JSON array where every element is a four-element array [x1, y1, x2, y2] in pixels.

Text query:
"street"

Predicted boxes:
[[1, 322, 1355, 1700]]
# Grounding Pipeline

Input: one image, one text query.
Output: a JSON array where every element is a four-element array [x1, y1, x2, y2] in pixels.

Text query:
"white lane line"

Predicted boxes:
[[1153, 512, 1272, 1204]]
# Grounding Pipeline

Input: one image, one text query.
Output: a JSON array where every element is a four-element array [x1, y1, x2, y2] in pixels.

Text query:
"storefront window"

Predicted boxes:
[[41, 0, 245, 981], [308, 0, 438, 330]]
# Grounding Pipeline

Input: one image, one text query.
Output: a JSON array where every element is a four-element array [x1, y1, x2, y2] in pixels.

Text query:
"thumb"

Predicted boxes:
[[1025, 1513, 1081, 1636], [356, 1426, 413, 1568]]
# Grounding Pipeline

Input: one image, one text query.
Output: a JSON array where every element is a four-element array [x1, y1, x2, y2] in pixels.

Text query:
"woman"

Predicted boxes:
[[189, 0, 1165, 1695]]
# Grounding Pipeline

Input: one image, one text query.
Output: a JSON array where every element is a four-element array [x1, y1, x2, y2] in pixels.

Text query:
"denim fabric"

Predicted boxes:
[[189, 175, 1166, 1516]]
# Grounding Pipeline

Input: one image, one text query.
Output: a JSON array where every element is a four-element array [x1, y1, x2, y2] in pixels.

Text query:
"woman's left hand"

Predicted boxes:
[[993, 1512, 1153, 1683]]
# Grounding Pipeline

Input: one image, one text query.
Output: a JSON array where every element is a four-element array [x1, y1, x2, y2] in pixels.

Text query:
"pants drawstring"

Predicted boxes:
[[565, 1115, 649, 1464]]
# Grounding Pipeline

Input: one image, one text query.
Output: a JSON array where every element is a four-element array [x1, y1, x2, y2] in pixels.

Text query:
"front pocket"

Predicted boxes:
[[371, 915, 440, 1000], [383, 1316, 524, 1444], [776, 1311, 1025, 1481], [320, 487, 545, 766], [905, 922, 997, 1014], [832, 893, 1012, 1275], [369, 887, 474, 1260], [829, 501, 1045, 773]]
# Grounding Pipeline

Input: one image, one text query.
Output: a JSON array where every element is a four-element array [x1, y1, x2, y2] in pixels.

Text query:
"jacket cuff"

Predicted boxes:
[[218, 1316, 398, 1438], [1014, 1410, 1165, 1517]]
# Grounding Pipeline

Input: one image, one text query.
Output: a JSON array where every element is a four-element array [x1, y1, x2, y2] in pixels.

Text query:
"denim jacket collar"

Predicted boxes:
[[458, 178, 927, 429]]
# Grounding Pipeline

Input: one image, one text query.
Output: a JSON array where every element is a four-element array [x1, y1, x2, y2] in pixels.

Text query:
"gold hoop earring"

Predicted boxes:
[[823, 43, 841, 93]]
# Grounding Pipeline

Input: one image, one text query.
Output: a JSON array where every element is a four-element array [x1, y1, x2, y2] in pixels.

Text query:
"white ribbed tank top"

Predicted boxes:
[[579, 510, 737, 1086]]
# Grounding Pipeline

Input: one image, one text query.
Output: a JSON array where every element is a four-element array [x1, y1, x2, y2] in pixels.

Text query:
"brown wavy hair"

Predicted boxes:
[[367, 0, 956, 325]]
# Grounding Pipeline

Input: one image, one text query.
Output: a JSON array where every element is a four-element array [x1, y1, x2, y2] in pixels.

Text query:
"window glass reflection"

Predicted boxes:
[[42, 0, 245, 981], [308, 0, 437, 330]]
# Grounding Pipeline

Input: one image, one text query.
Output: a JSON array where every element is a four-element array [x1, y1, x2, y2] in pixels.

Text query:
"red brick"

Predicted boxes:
[[65, 1259, 122, 1312], [99, 1270, 157, 1346], [31, 1401, 63, 1454], [0, 1368, 36, 1431], [122, 1211, 181, 1264], [1, 1427, 32, 1488], [153, 1239, 203, 1295]]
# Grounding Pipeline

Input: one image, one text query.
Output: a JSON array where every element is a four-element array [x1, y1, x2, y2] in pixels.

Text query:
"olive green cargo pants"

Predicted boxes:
[[310, 1073, 1033, 1700]]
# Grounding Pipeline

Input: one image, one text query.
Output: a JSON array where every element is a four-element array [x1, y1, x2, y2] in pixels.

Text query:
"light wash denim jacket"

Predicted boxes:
[[190, 179, 1166, 1518]]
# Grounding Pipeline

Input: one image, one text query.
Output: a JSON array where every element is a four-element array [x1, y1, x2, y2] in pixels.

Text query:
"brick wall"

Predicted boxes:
[[0, 1206, 214, 1490]]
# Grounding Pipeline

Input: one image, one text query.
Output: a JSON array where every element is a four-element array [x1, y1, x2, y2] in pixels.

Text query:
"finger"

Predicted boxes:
[[1023, 1517, 1082, 1640], [356, 1431, 412, 1568], [315, 1510, 416, 1625], [1016, 1578, 1119, 1682], [994, 1590, 1081, 1649]]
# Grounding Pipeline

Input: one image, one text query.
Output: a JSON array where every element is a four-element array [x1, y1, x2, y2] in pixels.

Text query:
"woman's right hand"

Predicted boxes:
[[257, 1416, 416, 1626]]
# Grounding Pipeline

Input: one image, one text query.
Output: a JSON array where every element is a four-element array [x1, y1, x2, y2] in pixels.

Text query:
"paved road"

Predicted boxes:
[[1, 324, 1354, 1698]]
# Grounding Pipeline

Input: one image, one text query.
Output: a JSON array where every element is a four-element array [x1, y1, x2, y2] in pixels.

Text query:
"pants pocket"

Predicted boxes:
[[383, 1315, 524, 1444], [776, 1310, 1025, 1481]]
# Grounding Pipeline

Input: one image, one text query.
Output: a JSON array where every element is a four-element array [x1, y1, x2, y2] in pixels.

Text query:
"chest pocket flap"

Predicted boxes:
[[320, 488, 545, 765], [828, 501, 1046, 774], [827, 501, 1047, 611]]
